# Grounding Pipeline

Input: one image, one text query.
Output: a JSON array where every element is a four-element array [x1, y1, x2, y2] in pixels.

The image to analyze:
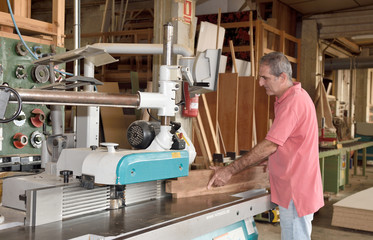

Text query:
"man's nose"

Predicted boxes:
[[259, 78, 264, 86]]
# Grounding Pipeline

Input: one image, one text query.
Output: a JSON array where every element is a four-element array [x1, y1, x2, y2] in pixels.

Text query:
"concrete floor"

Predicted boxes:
[[256, 165, 373, 239]]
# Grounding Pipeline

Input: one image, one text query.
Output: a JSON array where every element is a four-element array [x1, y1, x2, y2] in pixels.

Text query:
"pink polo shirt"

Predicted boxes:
[[265, 82, 324, 217]]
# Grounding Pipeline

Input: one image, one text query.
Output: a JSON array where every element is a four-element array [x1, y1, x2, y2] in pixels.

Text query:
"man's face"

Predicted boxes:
[[258, 64, 281, 97]]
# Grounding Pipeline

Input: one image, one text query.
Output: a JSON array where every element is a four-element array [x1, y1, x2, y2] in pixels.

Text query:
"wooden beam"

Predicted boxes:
[[310, 11, 373, 27], [0, 12, 56, 36], [52, 0, 65, 47], [320, 23, 373, 39], [13, 0, 31, 18], [229, 40, 238, 74], [335, 37, 360, 54], [0, 31, 53, 45]]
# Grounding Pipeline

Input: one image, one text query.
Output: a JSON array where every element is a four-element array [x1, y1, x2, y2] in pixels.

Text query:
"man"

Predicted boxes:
[[207, 52, 324, 240]]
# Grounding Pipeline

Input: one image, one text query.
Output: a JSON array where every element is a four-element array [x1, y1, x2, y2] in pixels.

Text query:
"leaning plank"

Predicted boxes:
[[237, 76, 255, 151], [255, 78, 269, 142], [166, 166, 269, 198], [192, 118, 210, 168], [218, 73, 239, 153]]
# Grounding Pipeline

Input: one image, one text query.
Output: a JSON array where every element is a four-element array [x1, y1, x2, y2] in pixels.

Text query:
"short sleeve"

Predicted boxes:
[[265, 104, 298, 146]]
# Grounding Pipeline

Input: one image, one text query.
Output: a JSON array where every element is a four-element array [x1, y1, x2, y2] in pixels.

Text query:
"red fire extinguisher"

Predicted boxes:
[[182, 82, 199, 117]]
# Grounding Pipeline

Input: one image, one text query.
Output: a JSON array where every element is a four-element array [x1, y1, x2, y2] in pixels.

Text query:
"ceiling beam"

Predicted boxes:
[[319, 22, 373, 39], [335, 37, 360, 54], [308, 9, 373, 40]]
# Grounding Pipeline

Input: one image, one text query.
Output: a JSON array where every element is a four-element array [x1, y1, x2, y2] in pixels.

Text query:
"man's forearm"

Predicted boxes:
[[228, 139, 278, 175]]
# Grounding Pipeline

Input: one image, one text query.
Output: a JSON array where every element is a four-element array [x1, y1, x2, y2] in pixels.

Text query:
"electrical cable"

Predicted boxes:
[[147, 109, 161, 122], [0, 86, 22, 123], [54, 68, 74, 77], [7, 0, 38, 60]]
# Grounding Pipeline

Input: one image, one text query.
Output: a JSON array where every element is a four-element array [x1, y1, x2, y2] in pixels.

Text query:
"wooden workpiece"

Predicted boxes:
[[166, 166, 269, 198]]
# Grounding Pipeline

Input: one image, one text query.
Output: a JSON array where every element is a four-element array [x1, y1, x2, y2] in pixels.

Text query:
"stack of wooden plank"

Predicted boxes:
[[331, 187, 373, 232]]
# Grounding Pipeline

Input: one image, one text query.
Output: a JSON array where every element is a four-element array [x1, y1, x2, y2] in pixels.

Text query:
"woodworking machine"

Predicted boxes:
[[0, 23, 272, 240]]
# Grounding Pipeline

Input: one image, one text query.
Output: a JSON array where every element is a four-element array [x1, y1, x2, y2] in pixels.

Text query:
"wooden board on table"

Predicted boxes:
[[166, 166, 269, 198]]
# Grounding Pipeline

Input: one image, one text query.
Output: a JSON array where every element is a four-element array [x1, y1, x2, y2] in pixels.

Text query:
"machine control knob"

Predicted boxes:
[[15, 42, 28, 56], [13, 133, 28, 149], [90, 145, 98, 150], [100, 142, 118, 153], [31, 65, 50, 83], [30, 108, 45, 127], [30, 131, 44, 148], [60, 170, 73, 183], [15, 65, 27, 79]]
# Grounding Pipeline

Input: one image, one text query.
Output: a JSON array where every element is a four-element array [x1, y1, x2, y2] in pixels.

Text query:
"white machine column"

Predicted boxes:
[[76, 60, 100, 148]]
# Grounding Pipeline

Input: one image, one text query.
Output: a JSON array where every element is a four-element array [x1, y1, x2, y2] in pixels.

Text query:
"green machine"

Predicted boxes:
[[0, 37, 65, 171], [320, 149, 347, 194]]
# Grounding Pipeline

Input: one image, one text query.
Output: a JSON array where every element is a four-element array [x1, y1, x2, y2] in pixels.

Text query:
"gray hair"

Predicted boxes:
[[260, 52, 292, 82]]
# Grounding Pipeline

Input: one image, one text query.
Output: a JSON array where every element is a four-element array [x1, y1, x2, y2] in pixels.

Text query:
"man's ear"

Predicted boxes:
[[279, 72, 287, 83]]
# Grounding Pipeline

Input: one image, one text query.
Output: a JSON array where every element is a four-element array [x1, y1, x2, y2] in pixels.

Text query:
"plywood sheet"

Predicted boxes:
[[255, 79, 270, 142], [331, 187, 373, 232], [232, 59, 251, 76], [197, 21, 225, 52], [237, 76, 255, 151], [218, 73, 239, 153]]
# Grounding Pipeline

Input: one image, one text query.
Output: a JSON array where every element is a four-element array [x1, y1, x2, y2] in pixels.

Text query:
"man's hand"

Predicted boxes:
[[207, 165, 234, 189]]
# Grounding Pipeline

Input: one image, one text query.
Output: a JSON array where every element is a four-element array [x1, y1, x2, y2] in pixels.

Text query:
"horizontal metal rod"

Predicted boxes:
[[92, 43, 194, 57], [11, 89, 140, 108]]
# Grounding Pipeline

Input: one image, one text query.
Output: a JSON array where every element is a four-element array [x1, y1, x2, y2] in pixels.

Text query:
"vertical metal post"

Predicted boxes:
[[363, 148, 367, 176], [72, 0, 81, 139], [163, 22, 174, 66], [76, 60, 99, 148], [73, 0, 81, 76], [49, 62, 63, 136], [161, 23, 174, 126], [353, 151, 358, 175]]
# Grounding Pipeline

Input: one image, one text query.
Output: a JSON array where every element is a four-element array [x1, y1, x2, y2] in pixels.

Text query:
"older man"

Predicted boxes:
[[207, 52, 324, 240]]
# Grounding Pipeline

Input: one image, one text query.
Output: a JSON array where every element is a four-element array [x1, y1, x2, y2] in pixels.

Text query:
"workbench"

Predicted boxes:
[[319, 140, 373, 193], [0, 189, 274, 240]]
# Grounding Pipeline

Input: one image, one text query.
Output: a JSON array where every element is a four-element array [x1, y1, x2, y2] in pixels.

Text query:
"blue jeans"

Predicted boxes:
[[279, 200, 314, 240]]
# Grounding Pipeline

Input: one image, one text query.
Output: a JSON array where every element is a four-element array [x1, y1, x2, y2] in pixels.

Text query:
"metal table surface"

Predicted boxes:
[[0, 189, 272, 240]]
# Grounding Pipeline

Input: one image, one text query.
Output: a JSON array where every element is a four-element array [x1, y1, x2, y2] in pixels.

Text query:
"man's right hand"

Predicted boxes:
[[207, 165, 234, 189]]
